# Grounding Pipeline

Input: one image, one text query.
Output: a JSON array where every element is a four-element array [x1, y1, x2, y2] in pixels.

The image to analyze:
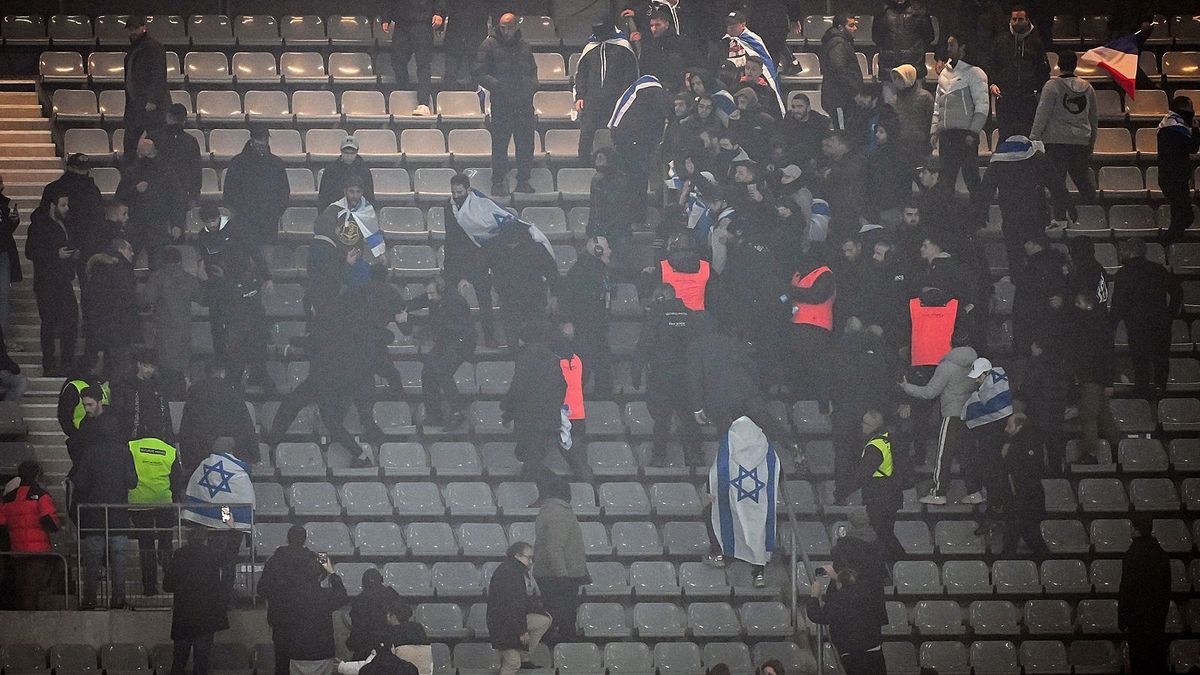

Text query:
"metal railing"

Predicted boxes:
[[780, 474, 824, 674], [74, 502, 255, 608], [0, 550, 71, 610]]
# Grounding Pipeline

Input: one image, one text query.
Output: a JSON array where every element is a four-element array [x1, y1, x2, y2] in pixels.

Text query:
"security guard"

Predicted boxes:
[[57, 377, 110, 461], [127, 436, 184, 596], [783, 252, 835, 398], [859, 409, 903, 561], [644, 233, 711, 311]]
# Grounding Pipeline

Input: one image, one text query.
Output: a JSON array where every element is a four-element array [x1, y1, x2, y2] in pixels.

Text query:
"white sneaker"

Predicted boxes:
[[412, 104, 432, 116], [919, 493, 948, 505], [959, 491, 985, 505]]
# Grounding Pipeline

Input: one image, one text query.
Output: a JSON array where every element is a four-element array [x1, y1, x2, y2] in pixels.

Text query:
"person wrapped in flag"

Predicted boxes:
[[306, 177, 384, 321], [722, 11, 786, 117], [704, 416, 780, 589], [574, 23, 638, 157]]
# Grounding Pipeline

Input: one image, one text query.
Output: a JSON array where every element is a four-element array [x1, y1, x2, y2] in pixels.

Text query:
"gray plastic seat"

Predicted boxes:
[[1076, 599, 1120, 634], [969, 600, 1020, 636], [406, 522, 458, 557], [991, 559, 1041, 595], [87, 51, 126, 83], [334, 562, 376, 596], [354, 129, 400, 163], [244, 90, 292, 124], [649, 483, 702, 517], [402, 129, 450, 163], [1090, 518, 1132, 553], [678, 562, 731, 599], [382, 562, 433, 597], [429, 442, 482, 476], [740, 601, 791, 637], [253, 523, 291, 554], [653, 643, 702, 675], [894, 561, 942, 595], [883, 601, 911, 637], [64, 128, 112, 161], [292, 90, 339, 125], [372, 169, 414, 202], [701, 643, 752, 675], [1023, 600, 1072, 635], [894, 521, 935, 555], [583, 562, 629, 598], [1154, 518, 1194, 553], [195, 90, 243, 124], [232, 51, 279, 83], [415, 603, 469, 640], [379, 442, 430, 477], [784, 521, 832, 557], [1078, 478, 1129, 512], [288, 481, 341, 516], [612, 522, 662, 557], [40, 51, 86, 83], [392, 482, 445, 517], [51, 89, 99, 123], [553, 643, 602, 675], [600, 482, 651, 517], [943, 560, 991, 595], [881, 642, 918, 674], [936, 520, 988, 555], [1041, 479, 1078, 513], [919, 642, 968, 675], [184, 51, 231, 84], [1018, 640, 1070, 674], [304, 521, 354, 556], [792, 400, 832, 434], [97, 90, 126, 122], [276, 442, 327, 477], [1040, 559, 1089, 594], [1171, 640, 1200, 674], [604, 642, 652, 675], [1067, 640, 1120, 674], [1130, 477, 1181, 511], [495, 482, 538, 517], [255, 482, 290, 517], [208, 128, 251, 162], [969, 641, 1019, 675], [438, 91, 486, 122], [1089, 559, 1122, 593], [453, 643, 499, 674], [1160, 397, 1200, 431], [630, 561, 679, 598], [330, 52, 376, 84], [340, 482, 392, 517], [48, 644, 96, 672], [634, 602, 686, 639], [587, 442, 638, 478], [578, 603, 631, 638], [661, 521, 711, 556], [445, 482, 497, 517], [475, 362, 514, 395], [580, 522, 613, 556], [343, 90, 389, 124], [457, 523, 508, 558], [1040, 520, 1089, 554], [586, 402, 625, 438], [750, 643, 810, 675], [432, 562, 482, 596], [1109, 398, 1155, 433], [467, 401, 506, 436], [570, 483, 601, 518], [914, 600, 965, 635], [98, 643, 147, 673]]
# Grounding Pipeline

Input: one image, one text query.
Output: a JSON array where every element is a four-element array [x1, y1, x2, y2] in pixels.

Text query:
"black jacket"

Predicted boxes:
[[1118, 534, 1171, 638], [639, 30, 698, 91], [178, 375, 258, 473], [0, 194, 21, 284], [164, 540, 230, 639], [819, 26, 860, 113], [485, 228, 560, 307], [1112, 256, 1180, 333], [921, 253, 977, 308], [560, 253, 611, 336], [384, 0, 445, 24], [402, 289, 475, 350], [486, 557, 539, 650], [805, 578, 887, 653], [473, 30, 537, 108], [686, 331, 761, 419], [574, 36, 639, 114], [318, 156, 376, 211], [123, 33, 170, 124], [610, 80, 669, 147], [347, 583, 402, 657], [150, 124, 203, 204], [502, 341, 566, 431], [1063, 305, 1114, 385], [40, 171, 104, 244], [588, 166, 635, 237], [1014, 247, 1068, 318], [874, 0, 934, 77], [68, 412, 138, 529], [972, 154, 1052, 235], [774, 111, 830, 168], [935, 0, 1006, 70], [987, 28, 1050, 98], [1156, 118, 1200, 186], [999, 424, 1045, 515], [115, 156, 187, 242], [258, 545, 347, 661], [113, 374, 174, 443], [222, 142, 290, 242], [82, 252, 137, 350], [635, 298, 706, 391], [197, 218, 271, 283]]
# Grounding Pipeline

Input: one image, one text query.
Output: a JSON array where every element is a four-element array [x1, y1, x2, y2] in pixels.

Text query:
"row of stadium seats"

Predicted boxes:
[[888, 559, 1198, 597], [879, 597, 1195, 636]]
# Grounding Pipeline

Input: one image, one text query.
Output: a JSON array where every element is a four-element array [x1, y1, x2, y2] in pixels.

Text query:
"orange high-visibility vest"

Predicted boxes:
[[910, 298, 958, 366], [661, 259, 710, 311], [790, 266, 834, 330], [560, 354, 586, 420]]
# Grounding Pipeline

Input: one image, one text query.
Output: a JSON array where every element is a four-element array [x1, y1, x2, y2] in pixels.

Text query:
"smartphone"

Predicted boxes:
[[220, 506, 232, 523], [317, 552, 329, 565]]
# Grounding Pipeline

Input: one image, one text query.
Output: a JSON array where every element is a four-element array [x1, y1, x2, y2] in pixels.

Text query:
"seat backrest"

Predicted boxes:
[[197, 90, 242, 115], [189, 14, 233, 41], [245, 90, 291, 116], [234, 15, 279, 43], [328, 15, 372, 42], [280, 51, 326, 77], [402, 128, 447, 155], [49, 15, 93, 42], [232, 51, 278, 77], [281, 15, 327, 42], [330, 52, 374, 77], [293, 89, 338, 115]]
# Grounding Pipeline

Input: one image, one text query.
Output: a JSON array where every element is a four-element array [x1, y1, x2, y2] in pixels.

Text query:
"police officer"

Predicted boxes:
[[127, 435, 184, 595], [57, 375, 110, 461], [858, 409, 902, 560]]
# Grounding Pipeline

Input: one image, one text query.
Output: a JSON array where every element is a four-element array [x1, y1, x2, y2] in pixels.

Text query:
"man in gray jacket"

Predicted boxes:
[[931, 36, 989, 199], [900, 336, 978, 505], [1030, 50, 1098, 228], [532, 476, 588, 644]]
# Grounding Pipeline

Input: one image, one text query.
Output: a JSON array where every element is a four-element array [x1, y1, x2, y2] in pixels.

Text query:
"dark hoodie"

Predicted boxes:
[[222, 140, 290, 245], [819, 23, 860, 114], [82, 249, 137, 351], [317, 155, 376, 211]]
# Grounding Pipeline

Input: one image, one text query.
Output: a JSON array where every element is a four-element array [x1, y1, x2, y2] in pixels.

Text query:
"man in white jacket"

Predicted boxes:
[[1029, 50, 1098, 228], [930, 36, 990, 199]]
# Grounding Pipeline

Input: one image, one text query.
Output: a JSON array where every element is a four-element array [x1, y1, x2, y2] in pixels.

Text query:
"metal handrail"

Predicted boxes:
[[778, 469, 823, 674], [73, 501, 255, 607], [0, 550, 71, 610]]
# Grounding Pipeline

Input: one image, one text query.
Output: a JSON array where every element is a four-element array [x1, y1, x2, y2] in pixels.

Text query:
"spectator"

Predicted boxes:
[[346, 568, 402, 660], [533, 476, 589, 644], [68, 386, 138, 609], [444, 173, 497, 344], [442, 1, 494, 88], [729, 87, 777, 162], [40, 154, 104, 252], [486, 542, 552, 675], [58, 376, 110, 462], [784, 249, 836, 397], [574, 23, 639, 158], [1029, 50, 1098, 227], [643, 233, 713, 311], [383, 2, 442, 116], [205, 247, 274, 394], [560, 236, 614, 396], [258, 526, 347, 675], [856, 409, 904, 560], [805, 558, 888, 675], [774, 93, 830, 169], [875, 0, 935, 80], [163, 528, 229, 675], [114, 347, 174, 442], [639, 9, 699, 92], [177, 362, 258, 474], [25, 186, 80, 376], [986, 6, 1049, 139], [503, 320, 568, 485], [832, 509, 890, 589], [918, 234, 978, 325], [115, 137, 187, 254], [1021, 332, 1070, 476], [819, 14, 861, 129], [306, 180, 380, 323], [197, 204, 270, 356], [1011, 234, 1067, 359], [844, 82, 896, 153], [396, 276, 475, 431], [962, 357, 1013, 513], [222, 126, 290, 249], [635, 285, 706, 466], [816, 131, 867, 239], [740, 0, 793, 78], [884, 65, 934, 157], [1064, 289, 1118, 464], [80, 238, 137, 376], [179, 436, 257, 590], [338, 597, 430, 675], [0, 326, 26, 401], [865, 118, 915, 226], [0, 460, 60, 610], [151, 104, 202, 206], [931, 36, 989, 199], [126, 423, 183, 598], [937, 0, 1005, 69], [1112, 238, 1180, 401], [587, 148, 635, 244], [0, 176, 21, 332], [737, 55, 782, 120], [1157, 95, 1200, 243], [1119, 516, 1171, 673], [318, 136, 375, 211], [82, 199, 129, 265], [474, 14, 538, 195], [485, 223, 560, 347], [993, 412, 1048, 555], [610, 75, 670, 219], [829, 321, 894, 495], [758, 660, 785, 675], [121, 16, 170, 160], [141, 246, 201, 398], [1066, 236, 1108, 309]]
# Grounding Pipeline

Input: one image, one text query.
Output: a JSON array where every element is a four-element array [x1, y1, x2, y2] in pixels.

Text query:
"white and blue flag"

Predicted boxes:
[[609, 75, 664, 129], [451, 188, 555, 258], [333, 196, 386, 258], [709, 416, 779, 566], [730, 28, 786, 117], [181, 452, 255, 531], [574, 28, 635, 101]]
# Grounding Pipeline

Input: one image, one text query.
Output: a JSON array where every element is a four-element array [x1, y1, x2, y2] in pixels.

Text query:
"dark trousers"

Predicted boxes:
[[1078, 382, 1118, 459], [34, 282, 78, 374], [788, 325, 832, 401], [613, 134, 652, 220], [1045, 143, 1097, 221], [574, 328, 612, 395], [577, 106, 607, 158], [1032, 414, 1066, 476], [207, 529, 245, 596], [497, 292, 544, 349], [703, 503, 765, 575], [831, 408, 864, 499], [863, 486, 903, 561], [271, 630, 290, 675], [444, 256, 496, 341], [270, 377, 383, 449], [1162, 181, 1195, 241], [1128, 325, 1170, 399], [647, 383, 701, 464], [930, 416, 970, 497], [490, 103, 535, 182], [171, 633, 214, 675], [534, 576, 581, 641], [12, 556, 53, 610], [937, 129, 980, 197], [391, 23, 434, 106], [996, 94, 1039, 141], [839, 648, 885, 675], [1002, 510, 1047, 555], [514, 424, 558, 486], [422, 341, 472, 420], [971, 422, 1005, 502], [123, 110, 164, 161], [1127, 634, 1169, 674], [129, 508, 174, 594]]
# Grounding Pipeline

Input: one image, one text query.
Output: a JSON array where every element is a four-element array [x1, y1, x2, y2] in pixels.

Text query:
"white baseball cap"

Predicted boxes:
[[968, 357, 993, 378]]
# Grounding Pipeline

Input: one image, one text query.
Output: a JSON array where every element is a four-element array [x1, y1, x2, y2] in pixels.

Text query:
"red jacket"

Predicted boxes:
[[0, 480, 60, 553]]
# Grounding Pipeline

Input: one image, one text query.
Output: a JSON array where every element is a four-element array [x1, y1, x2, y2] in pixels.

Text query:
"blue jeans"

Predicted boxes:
[[83, 534, 128, 604]]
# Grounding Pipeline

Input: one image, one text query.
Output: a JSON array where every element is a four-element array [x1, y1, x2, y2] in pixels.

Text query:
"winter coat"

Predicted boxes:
[[901, 345, 978, 418], [639, 31, 697, 91], [819, 26, 860, 114], [82, 253, 137, 351], [485, 228, 560, 309], [143, 261, 201, 374], [611, 80, 669, 148], [40, 171, 104, 245], [774, 110, 830, 167], [874, 0, 934, 77], [889, 67, 935, 150], [486, 557, 540, 650], [259, 545, 347, 661], [197, 217, 271, 283], [150, 124, 203, 202], [587, 166, 635, 238], [442, 0, 494, 53], [113, 375, 174, 443], [987, 27, 1049, 98], [574, 37, 639, 115], [115, 157, 187, 244], [123, 33, 170, 126], [473, 29, 537, 108], [635, 298, 708, 404], [318, 157, 376, 211], [1014, 247, 1068, 321], [1157, 112, 1200, 186], [347, 583, 402, 657], [0, 194, 20, 283], [0, 480, 59, 552], [177, 376, 258, 472], [1030, 76, 1098, 146], [222, 143, 289, 243], [1112, 257, 1179, 334], [164, 540, 230, 639], [973, 152, 1052, 238], [560, 252, 611, 336], [384, 0, 444, 24], [68, 412, 139, 529], [805, 579, 887, 653], [532, 497, 589, 581], [866, 141, 916, 215], [24, 207, 77, 289], [503, 342, 567, 432], [1062, 305, 1113, 385], [686, 331, 762, 419], [932, 59, 990, 133], [1117, 534, 1171, 638], [999, 424, 1044, 515], [934, 0, 1006, 69]]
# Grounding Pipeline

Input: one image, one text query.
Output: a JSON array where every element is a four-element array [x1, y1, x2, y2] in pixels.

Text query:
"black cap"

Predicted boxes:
[[726, 11, 747, 25], [66, 153, 89, 169], [124, 15, 147, 29]]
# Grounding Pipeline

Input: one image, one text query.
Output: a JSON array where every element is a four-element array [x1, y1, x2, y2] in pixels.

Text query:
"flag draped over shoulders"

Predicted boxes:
[[709, 417, 779, 566], [451, 188, 555, 258], [609, 75, 664, 128], [332, 196, 385, 258], [732, 28, 786, 117]]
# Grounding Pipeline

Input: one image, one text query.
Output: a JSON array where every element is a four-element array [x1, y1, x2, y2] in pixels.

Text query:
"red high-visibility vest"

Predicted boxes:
[[661, 259, 710, 311], [560, 354, 585, 420], [790, 266, 834, 330], [910, 298, 958, 366]]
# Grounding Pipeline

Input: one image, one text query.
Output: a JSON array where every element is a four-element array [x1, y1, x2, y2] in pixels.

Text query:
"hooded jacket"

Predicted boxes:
[[0, 478, 59, 552], [143, 260, 201, 374], [819, 25, 860, 113], [258, 545, 347, 661], [932, 59, 990, 133], [532, 497, 588, 580], [1030, 74, 1098, 145], [889, 65, 934, 149], [574, 29, 639, 114], [222, 141, 290, 241], [987, 24, 1049, 98], [874, 0, 934, 77], [901, 345, 978, 417]]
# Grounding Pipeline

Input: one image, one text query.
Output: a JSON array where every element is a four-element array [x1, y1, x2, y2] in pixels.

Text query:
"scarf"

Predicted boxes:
[[576, 29, 635, 96], [1159, 111, 1194, 138], [333, 196, 385, 258], [990, 135, 1044, 162]]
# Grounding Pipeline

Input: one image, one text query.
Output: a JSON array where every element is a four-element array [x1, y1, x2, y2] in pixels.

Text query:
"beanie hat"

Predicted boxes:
[[891, 64, 918, 88]]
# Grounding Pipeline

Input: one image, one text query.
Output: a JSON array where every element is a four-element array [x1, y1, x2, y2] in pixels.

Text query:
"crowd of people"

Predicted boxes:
[[0, 1, 1194, 673]]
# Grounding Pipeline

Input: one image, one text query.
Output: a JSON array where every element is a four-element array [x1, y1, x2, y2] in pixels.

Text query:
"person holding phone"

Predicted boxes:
[[258, 525, 346, 675], [25, 185, 80, 376], [805, 556, 887, 674]]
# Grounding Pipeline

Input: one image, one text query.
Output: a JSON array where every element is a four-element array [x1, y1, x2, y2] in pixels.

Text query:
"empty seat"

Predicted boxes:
[[304, 521, 354, 556], [64, 128, 112, 160], [992, 559, 1041, 595], [1092, 128, 1135, 161], [969, 600, 1020, 636], [740, 601, 791, 637], [438, 91, 486, 121], [383, 562, 434, 597], [653, 643, 702, 675], [518, 15, 560, 47], [406, 522, 458, 557], [649, 483, 702, 517], [196, 90, 243, 124], [914, 600, 965, 635], [702, 643, 752, 674], [604, 643, 652, 675], [184, 51, 231, 84], [209, 128, 251, 161], [372, 168, 414, 201], [288, 481, 341, 516], [1090, 518, 1132, 553], [919, 642, 969, 675], [445, 482, 497, 517], [1118, 438, 1169, 472], [87, 51, 126, 83], [276, 442, 327, 477], [1078, 478, 1129, 512], [943, 560, 991, 595], [611, 522, 662, 557], [1160, 397, 1200, 431], [553, 643, 602, 675], [1076, 599, 1120, 634], [244, 90, 292, 123], [52, 89, 99, 122], [48, 644, 96, 673], [341, 482, 392, 517], [1098, 166, 1146, 198], [432, 562, 482, 596], [1130, 477, 1181, 511], [403, 129, 450, 163], [456, 523, 507, 557], [1018, 640, 1069, 674], [330, 52, 376, 84], [678, 562, 731, 599], [343, 90, 389, 124], [1089, 559, 1122, 593], [232, 51, 279, 83], [392, 482, 445, 517], [1109, 398, 1155, 432], [48, 15, 93, 46], [578, 603, 631, 638], [293, 90, 340, 124], [280, 51, 327, 83], [1164, 51, 1200, 81], [894, 561, 942, 595], [969, 641, 1019, 675], [935, 521, 988, 555], [634, 602, 687, 639], [630, 561, 680, 598], [415, 603, 469, 639], [39, 51, 85, 83], [1040, 559, 1089, 594]]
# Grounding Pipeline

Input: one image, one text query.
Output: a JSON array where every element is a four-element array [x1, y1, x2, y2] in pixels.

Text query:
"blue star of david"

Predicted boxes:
[[729, 464, 766, 503], [197, 460, 235, 499]]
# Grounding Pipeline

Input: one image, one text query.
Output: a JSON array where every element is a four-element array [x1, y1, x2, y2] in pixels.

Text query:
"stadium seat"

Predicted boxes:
[[329, 52, 376, 84], [372, 168, 414, 202], [702, 643, 753, 674], [415, 604, 470, 640], [534, 91, 575, 122], [969, 600, 1020, 636], [969, 641, 1019, 675], [1018, 640, 1070, 674], [245, 90, 292, 124], [915, 600, 965, 635], [894, 560, 942, 595], [612, 522, 662, 557], [652, 642, 702, 675], [293, 90, 340, 125], [184, 51, 231, 84], [288, 481, 341, 516], [406, 522, 458, 557], [579, 603, 631, 639], [341, 482, 392, 517], [1091, 128, 1135, 161], [1077, 478, 1129, 512], [883, 601, 912, 637], [634, 602, 687, 639], [51, 89, 99, 123], [403, 129, 450, 163], [935, 521, 988, 555], [1040, 559, 1089, 594], [196, 90, 243, 124], [392, 482, 446, 518], [1090, 518, 1133, 553], [87, 51, 125, 83], [942, 560, 991, 595], [1089, 559, 1122, 593], [991, 559, 1040, 595], [604, 642, 653, 675], [304, 521, 354, 556], [1164, 51, 1200, 81], [445, 482, 497, 518], [329, 16, 374, 47], [1098, 166, 1146, 199], [629, 561, 679, 598], [39, 52, 86, 85]]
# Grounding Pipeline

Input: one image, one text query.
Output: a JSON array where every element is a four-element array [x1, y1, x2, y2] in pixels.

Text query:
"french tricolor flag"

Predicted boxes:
[[1081, 33, 1140, 98]]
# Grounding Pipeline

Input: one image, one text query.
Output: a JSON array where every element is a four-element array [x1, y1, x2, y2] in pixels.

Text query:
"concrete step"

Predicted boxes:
[[0, 156, 63, 170], [0, 142, 57, 157], [0, 105, 45, 119], [0, 169, 64, 183], [0, 183, 50, 198], [0, 129, 52, 144], [0, 118, 52, 131], [0, 91, 38, 104]]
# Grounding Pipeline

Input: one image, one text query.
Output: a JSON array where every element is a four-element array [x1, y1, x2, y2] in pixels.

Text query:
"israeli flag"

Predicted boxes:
[[332, 196, 386, 258], [609, 75, 664, 129], [575, 29, 635, 100], [710, 417, 779, 566], [181, 452, 255, 531], [731, 28, 786, 117], [451, 188, 555, 258]]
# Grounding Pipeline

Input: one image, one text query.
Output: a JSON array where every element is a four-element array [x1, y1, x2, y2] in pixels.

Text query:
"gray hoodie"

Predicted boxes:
[[1030, 75, 1098, 146], [900, 345, 978, 418]]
